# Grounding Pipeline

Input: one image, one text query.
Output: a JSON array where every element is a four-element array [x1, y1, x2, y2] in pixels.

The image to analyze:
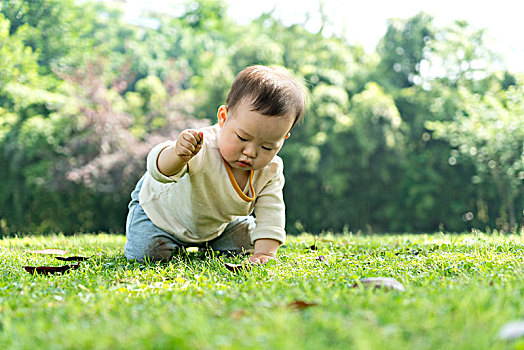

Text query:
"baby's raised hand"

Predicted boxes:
[[175, 129, 204, 162]]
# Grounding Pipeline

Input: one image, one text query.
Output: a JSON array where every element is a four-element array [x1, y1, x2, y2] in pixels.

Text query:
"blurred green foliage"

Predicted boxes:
[[0, 0, 522, 235]]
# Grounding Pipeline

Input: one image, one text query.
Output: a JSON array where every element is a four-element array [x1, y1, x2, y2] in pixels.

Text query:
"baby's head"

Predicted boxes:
[[225, 65, 306, 127], [217, 66, 307, 171]]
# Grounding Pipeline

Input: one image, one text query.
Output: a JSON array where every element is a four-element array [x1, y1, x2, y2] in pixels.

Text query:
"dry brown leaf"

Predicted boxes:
[[27, 249, 69, 255], [231, 309, 247, 320], [23, 264, 80, 275], [55, 256, 91, 262], [352, 277, 405, 292], [287, 300, 318, 310], [224, 262, 252, 273]]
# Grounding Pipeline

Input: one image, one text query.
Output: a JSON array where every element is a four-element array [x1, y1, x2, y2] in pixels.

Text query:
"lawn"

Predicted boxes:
[[1, 232, 523, 349]]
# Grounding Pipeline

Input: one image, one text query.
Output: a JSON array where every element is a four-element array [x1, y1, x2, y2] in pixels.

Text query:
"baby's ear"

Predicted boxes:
[[217, 105, 228, 127]]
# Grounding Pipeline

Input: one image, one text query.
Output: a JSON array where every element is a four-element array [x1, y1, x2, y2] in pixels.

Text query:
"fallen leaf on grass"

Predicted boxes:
[[231, 309, 247, 320], [23, 264, 80, 275], [352, 277, 405, 292], [224, 262, 252, 273], [27, 249, 69, 255], [287, 300, 318, 310], [55, 256, 91, 261], [499, 320, 524, 340]]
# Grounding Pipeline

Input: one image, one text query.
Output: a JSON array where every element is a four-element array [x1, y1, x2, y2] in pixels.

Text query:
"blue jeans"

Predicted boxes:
[[124, 176, 255, 262]]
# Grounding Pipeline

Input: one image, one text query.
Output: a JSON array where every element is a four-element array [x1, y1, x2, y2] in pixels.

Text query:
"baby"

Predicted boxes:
[[124, 65, 306, 264]]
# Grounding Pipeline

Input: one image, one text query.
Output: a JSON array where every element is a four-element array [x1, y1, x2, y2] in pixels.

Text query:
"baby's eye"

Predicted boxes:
[[261, 146, 273, 151], [237, 135, 247, 141]]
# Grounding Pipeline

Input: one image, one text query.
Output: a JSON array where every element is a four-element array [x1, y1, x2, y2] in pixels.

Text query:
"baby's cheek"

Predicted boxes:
[[258, 153, 275, 168], [220, 140, 238, 159]]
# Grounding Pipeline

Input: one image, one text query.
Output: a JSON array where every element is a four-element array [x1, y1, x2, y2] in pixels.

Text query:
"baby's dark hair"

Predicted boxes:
[[226, 65, 307, 127]]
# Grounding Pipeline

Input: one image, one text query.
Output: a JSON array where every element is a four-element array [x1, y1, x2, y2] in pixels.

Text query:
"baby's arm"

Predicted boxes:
[[157, 130, 203, 176], [249, 238, 280, 264], [246, 159, 287, 265]]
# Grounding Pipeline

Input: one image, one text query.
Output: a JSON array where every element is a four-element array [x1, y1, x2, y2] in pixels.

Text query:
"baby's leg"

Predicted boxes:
[[207, 216, 255, 255], [124, 177, 182, 262]]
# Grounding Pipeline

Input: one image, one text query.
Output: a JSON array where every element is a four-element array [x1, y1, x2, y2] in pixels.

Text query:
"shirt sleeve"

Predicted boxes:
[[250, 159, 286, 245], [146, 141, 188, 183]]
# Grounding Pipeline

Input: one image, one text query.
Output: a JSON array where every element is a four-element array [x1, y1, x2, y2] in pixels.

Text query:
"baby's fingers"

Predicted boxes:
[[247, 256, 261, 265], [195, 131, 204, 146], [175, 130, 201, 161], [247, 255, 275, 265], [181, 130, 203, 149], [186, 130, 203, 146]]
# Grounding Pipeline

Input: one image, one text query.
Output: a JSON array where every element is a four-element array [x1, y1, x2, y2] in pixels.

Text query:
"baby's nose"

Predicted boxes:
[[243, 145, 257, 158]]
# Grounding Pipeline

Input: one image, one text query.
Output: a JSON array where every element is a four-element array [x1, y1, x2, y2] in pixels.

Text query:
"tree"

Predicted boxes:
[[1, 0, 99, 72], [0, 0, 520, 235], [376, 12, 434, 90], [0, 13, 68, 234], [427, 85, 524, 230]]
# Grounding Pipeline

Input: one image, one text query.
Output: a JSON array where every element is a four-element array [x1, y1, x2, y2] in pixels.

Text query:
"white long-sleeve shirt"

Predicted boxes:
[[138, 124, 286, 244]]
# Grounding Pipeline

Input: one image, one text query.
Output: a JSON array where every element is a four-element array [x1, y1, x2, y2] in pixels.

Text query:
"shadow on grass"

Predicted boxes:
[[97, 247, 250, 274]]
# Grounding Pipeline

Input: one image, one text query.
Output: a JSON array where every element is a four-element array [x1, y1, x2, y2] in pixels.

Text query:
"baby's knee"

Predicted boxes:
[[125, 236, 180, 263]]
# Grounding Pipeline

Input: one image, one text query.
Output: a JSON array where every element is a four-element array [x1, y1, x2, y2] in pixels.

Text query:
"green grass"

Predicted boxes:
[[1, 232, 524, 349]]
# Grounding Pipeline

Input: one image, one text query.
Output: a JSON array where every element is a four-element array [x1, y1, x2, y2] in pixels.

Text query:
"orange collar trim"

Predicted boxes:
[[222, 158, 255, 202]]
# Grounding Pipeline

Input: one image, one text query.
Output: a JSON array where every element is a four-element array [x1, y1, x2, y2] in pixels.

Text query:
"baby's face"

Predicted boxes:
[[218, 100, 294, 171]]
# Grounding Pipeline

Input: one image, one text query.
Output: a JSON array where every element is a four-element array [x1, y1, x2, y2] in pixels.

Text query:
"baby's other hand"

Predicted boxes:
[[248, 253, 276, 265], [175, 129, 204, 162]]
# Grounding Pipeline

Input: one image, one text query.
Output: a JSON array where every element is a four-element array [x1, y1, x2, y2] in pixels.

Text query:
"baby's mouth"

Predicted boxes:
[[237, 160, 251, 168]]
